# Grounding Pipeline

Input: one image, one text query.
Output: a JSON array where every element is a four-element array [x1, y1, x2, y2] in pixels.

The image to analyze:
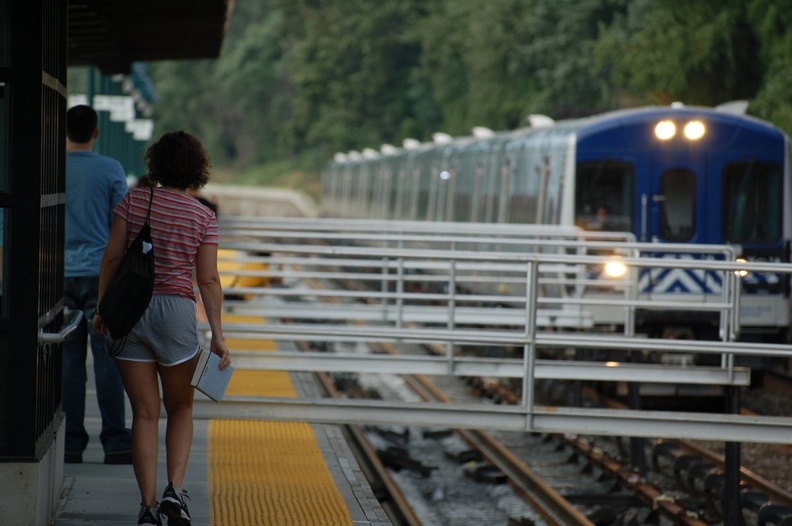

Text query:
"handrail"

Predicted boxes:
[[38, 308, 83, 345], [207, 222, 782, 377]]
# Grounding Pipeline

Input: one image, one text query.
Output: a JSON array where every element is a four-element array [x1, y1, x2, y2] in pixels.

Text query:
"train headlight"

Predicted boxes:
[[734, 258, 749, 277], [683, 120, 706, 140], [603, 258, 628, 278], [655, 120, 676, 140]]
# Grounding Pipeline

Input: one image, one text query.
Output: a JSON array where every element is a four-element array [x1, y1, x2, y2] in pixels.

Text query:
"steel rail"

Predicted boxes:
[[404, 374, 595, 525], [313, 368, 422, 526]]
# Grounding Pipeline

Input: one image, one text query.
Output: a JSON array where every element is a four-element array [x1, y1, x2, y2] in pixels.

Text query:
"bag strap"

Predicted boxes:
[[124, 186, 155, 240], [144, 186, 154, 224]]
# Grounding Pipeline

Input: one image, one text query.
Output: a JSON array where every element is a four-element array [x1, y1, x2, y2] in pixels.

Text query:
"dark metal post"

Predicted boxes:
[[722, 386, 744, 525], [627, 381, 647, 476], [628, 351, 647, 476], [1, 0, 67, 461]]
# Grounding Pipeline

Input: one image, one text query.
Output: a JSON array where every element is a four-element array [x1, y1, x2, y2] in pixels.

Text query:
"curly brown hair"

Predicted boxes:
[[144, 131, 211, 189]]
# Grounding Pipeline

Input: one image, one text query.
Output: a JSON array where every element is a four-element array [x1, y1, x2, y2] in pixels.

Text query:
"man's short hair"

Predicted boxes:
[[66, 105, 98, 143]]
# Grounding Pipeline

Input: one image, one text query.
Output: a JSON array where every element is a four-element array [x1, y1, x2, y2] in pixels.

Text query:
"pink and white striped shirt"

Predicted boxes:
[[113, 187, 219, 300]]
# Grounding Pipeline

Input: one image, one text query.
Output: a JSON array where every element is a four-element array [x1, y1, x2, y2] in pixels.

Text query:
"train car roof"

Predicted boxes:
[[325, 104, 787, 167], [574, 104, 784, 137]]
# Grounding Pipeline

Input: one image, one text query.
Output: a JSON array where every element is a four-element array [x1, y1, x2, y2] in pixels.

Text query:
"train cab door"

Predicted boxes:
[[641, 155, 704, 243]]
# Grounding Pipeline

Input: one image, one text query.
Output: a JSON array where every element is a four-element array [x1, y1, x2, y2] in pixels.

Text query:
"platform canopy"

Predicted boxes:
[[67, 0, 234, 74]]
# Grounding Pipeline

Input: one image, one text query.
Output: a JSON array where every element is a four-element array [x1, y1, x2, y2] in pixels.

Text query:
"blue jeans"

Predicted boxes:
[[62, 275, 131, 455]]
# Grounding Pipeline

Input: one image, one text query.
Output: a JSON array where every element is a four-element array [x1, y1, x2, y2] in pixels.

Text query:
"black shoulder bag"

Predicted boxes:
[[99, 187, 155, 356]]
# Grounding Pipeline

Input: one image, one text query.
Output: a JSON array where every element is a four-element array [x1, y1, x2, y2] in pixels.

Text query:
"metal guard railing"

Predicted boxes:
[[193, 217, 792, 444]]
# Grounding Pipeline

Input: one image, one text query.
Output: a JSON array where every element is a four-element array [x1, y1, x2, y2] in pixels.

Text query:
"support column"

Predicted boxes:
[[0, 0, 68, 524]]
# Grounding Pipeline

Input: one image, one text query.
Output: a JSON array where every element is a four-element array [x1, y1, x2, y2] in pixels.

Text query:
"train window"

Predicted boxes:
[[660, 169, 695, 241], [408, 168, 420, 220], [417, 164, 432, 221], [507, 169, 527, 223], [342, 169, 351, 214], [470, 162, 484, 223], [376, 167, 392, 219], [497, 158, 512, 223], [453, 162, 475, 222], [445, 167, 459, 222], [722, 161, 782, 243], [391, 168, 404, 220], [358, 166, 372, 219], [431, 169, 449, 221], [483, 159, 502, 223], [575, 160, 634, 231]]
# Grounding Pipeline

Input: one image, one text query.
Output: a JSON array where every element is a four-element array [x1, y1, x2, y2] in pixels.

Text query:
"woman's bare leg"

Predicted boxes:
[[158, 355, 198, 489], [116, 359, 161, 506]]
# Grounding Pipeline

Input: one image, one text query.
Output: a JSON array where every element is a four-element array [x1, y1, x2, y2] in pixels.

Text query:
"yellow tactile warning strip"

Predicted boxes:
[[208, 313, 353, 525]]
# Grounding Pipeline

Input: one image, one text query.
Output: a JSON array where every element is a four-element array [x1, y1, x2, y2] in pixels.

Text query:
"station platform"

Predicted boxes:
[[52, 314, 390, 525]]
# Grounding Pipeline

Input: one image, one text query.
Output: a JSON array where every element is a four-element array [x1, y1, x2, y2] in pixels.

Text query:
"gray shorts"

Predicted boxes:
[[111, 295, 200, 366]]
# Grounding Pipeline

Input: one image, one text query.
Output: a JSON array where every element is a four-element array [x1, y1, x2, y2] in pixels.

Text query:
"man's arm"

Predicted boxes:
[[108, 161, 128, 224]]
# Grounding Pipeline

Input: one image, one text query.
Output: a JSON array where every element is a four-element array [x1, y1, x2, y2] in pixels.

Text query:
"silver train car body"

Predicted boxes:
[[321, 104, 792, 345]]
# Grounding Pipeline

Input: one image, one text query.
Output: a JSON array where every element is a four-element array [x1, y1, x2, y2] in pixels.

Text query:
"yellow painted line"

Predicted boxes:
[[207, 312, 353, 525], [218, 249, 271, 291]]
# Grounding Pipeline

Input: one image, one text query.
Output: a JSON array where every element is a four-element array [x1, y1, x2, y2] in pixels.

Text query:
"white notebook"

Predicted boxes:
[[190, 348, 234, 402]]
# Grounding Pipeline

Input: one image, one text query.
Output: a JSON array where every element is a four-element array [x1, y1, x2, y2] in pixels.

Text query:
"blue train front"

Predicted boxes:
[[573, 105, 789, 344], [321, 104, 792, 351]]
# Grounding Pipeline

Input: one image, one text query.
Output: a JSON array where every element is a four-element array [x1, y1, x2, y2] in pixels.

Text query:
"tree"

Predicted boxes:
[[272, 0, 436, 156], [595, 0, 762, 107], [746, 0, 792, 134], [144, 0, 792, 178]]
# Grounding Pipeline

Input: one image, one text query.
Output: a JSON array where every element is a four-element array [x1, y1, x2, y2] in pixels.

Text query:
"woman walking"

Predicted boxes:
[[94, 131, 231, 526]]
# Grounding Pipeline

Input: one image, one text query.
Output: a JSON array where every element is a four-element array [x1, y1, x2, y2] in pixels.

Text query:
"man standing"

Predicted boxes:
[[63, 104, 132, 464]]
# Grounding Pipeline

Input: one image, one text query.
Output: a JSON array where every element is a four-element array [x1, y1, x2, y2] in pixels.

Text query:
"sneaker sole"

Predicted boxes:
[[159, 500, 190, 522]]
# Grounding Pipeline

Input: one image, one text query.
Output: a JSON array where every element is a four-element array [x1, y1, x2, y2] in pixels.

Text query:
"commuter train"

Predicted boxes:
[[320, 103, 791, 350]]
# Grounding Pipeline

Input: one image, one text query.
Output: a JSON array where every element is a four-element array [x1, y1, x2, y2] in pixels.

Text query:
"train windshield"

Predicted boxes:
[[722, 161, 782, 244], [660, 169, 695, 242], [575, 160, 633, 231]]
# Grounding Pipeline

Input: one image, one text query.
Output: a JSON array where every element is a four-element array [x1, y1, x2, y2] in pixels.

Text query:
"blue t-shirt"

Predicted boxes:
[[65, 151, 128, 277]]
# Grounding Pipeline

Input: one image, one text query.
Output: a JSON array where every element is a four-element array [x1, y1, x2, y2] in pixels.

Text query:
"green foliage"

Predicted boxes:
[[596, 0, 762, 106], [745, 0, 792, 135], [144, 0, 792, 184], [275, 0, 435, 153]]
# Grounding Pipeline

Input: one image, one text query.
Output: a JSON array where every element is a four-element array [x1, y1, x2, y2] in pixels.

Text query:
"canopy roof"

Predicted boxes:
[[67, 0, 233, 74]]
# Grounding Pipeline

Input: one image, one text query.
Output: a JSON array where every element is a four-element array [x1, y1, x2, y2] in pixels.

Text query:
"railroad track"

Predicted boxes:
[[288, 278, 595, 524], [401, 367, 594, 525]]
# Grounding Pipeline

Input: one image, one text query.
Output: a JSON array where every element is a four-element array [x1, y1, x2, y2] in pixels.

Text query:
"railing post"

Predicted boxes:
[[446, 260, 457, 375], [626, 247, 646, 476], [627, 364, 647, 477], [722, 257, 739, 383], [381, 257, 389, 322], [395, 258, 404, 328], [625, 246, 639, 335], [523, 261, 538, 430]]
